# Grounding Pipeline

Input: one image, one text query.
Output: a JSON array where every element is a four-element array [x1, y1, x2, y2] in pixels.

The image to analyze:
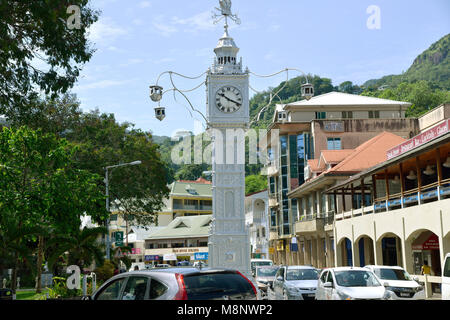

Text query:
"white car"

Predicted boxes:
[[272, 265, 319, 300], [443, 253, 450, 300], [364, 265, 425, 300], [316, 267, 388, 300]]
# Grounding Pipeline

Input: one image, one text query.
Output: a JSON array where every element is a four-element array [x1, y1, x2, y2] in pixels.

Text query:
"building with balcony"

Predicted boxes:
[[262, 91, 418, 262], [281, 132, 407, 268], [144, 215, 211, 265], [245, 190, 269, 259], [327, 117, 450, 285]]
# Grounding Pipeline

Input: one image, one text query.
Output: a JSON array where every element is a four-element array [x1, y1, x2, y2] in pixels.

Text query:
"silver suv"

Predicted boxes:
[[88, 267, 258, 300]]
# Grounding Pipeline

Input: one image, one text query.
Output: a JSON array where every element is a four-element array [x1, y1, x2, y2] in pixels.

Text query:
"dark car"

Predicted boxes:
[[87, 267, 257, 300]]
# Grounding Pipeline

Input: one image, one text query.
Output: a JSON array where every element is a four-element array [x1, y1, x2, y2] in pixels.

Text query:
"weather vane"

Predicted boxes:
[[212, 0, 241, 27]]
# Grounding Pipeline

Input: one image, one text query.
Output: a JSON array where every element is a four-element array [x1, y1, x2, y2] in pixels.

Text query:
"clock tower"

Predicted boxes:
[[207, 16, 251, 278]]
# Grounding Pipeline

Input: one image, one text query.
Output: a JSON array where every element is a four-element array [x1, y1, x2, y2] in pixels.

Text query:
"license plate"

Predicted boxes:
[[400, 293, 410, 297], [307, 294, 315, 297]]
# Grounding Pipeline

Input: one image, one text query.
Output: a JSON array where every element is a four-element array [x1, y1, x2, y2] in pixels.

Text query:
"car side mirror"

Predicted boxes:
[[323, 282, 333, 288], [277, 276, 283, 282], [383, 282, 390, 287]]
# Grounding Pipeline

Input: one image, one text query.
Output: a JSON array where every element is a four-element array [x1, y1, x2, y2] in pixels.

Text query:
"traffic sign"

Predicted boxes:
[[115, 231, 124, 247]]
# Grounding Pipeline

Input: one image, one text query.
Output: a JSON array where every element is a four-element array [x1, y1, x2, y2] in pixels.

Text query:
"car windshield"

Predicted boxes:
[[252, 261, 273, 268], [374, 268, 411, 281], [256, 267, 278, 277], [286, 268, 319, 281], [334, 270, 381, 287]]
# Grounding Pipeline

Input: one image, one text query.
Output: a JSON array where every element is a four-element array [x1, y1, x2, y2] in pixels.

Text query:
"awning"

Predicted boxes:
[[412, 233, 439, 250]]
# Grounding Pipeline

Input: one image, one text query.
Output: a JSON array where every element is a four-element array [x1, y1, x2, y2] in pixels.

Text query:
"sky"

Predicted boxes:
[[72, 0, 450, 138]]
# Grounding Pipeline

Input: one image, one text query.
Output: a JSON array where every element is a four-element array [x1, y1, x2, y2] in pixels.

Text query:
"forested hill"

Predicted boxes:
[[364, 33, 450, 90]]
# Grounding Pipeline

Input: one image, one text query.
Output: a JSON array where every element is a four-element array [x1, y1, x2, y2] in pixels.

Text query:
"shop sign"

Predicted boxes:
[[276, 240, 284, 251], [145, 255, 160, 261], [163, 253, 177, 261], [324, 121, 344, 132], [173, 248, 200, 253], [131, 248, 141, 255], [387, 119, 449, 160], [412, 234, 440, 250], [194, 252, 209, 260]]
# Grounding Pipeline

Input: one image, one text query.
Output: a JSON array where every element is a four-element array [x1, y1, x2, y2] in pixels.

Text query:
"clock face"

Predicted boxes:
[[215, 86, 242, 113]]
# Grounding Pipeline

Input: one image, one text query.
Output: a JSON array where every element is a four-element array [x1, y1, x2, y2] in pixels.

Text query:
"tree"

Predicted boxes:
[[245, 175, 268, 195], [362, 81, 450, 117], [66, 110, 170, 227], [0, 1, 99, 113], [0, 126, 107, 294], [46, 226, 107, 272]]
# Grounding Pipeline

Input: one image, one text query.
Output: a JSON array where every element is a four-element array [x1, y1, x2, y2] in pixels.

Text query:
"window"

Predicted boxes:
[[183, 273, 255, 299], [369, 110, 380, 118], [320, 271, 328, 283], [327, 138, 342, 150], [342, 111, 353, 119], [327, 271, 334, 284], [122, 277, 148, 300], [315, 112, 326, 119], [95, 278, 126, 300], [149, 279, 168, 299], [443, 257, 450, 277]]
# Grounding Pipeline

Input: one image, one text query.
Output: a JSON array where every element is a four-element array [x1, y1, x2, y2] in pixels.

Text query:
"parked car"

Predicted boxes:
[[443, 253, 450, 300], [129, 262, 147, 272], [177, 261, 191, 266], [250, 259, 273, 277], [316, 267, 388, 300], [364, 265, 425, 300], [87, 268, 257, 300], [254, 265, 280, 298], [272, 265, 319, 300]]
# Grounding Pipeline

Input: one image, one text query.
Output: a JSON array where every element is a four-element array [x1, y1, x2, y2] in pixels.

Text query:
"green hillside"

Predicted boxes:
[[364, 33, 450, 90]]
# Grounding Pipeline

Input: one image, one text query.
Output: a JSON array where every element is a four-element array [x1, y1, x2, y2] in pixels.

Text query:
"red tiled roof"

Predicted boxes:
[[319, 150, 354, 169], [307, 159, 320, 172], [328, 132, 406, 173]]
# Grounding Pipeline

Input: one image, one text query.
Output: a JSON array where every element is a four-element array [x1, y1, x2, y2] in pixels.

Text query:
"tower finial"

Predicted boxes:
[[212, 0, 241, 26]]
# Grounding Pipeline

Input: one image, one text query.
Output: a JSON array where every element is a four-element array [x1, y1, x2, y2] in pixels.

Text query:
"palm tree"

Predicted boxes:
[[46, 226, 107, 272]]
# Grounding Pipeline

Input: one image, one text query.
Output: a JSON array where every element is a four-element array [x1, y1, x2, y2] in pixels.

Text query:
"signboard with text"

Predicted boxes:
[[387, 119, 449, 160], [115, 231, 123, 247], [194, 252, 209, 260]]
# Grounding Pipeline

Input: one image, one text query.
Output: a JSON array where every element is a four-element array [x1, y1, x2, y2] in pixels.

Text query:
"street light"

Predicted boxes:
[[104, 160, 142, 260]]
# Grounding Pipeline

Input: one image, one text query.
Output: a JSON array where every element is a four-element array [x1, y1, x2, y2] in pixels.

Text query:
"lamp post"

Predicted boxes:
[[104, 160, 142, 260]]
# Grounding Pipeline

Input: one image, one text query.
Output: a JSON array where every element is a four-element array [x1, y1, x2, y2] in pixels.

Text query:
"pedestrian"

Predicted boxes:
[[421, 260, 431, 275]]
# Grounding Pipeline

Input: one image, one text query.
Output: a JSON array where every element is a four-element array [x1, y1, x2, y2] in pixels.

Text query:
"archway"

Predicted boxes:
[[376, 233, 402, 267], [337, 238, 353, 267], [355, 235, 375, 267], [406, 229, 441, 277]]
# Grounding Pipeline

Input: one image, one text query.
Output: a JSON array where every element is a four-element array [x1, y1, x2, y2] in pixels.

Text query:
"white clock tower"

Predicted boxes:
[[207, 4, 252, 279]]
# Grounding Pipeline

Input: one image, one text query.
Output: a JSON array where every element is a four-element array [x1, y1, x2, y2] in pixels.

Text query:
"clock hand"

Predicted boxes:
[[218, 93, 242, 106]]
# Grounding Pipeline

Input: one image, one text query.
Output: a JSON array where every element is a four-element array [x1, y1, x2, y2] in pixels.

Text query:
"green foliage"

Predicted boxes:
[[0, 1, 99, 113], [94, 260, 116, 284], [46, 227, 107, 271], [47, 276, 82, 299], [245, 175, 268, 195], [249, 75, 335, 128], [362, 81, 450, 117]]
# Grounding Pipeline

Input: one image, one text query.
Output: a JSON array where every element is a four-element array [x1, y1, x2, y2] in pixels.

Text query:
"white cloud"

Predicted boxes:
[[152, 15, 178, 37], [88, 17, 128, 46], [171, 11, 216, 32], [139, 1, 152, 8], [75, 79, 132, 91]]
